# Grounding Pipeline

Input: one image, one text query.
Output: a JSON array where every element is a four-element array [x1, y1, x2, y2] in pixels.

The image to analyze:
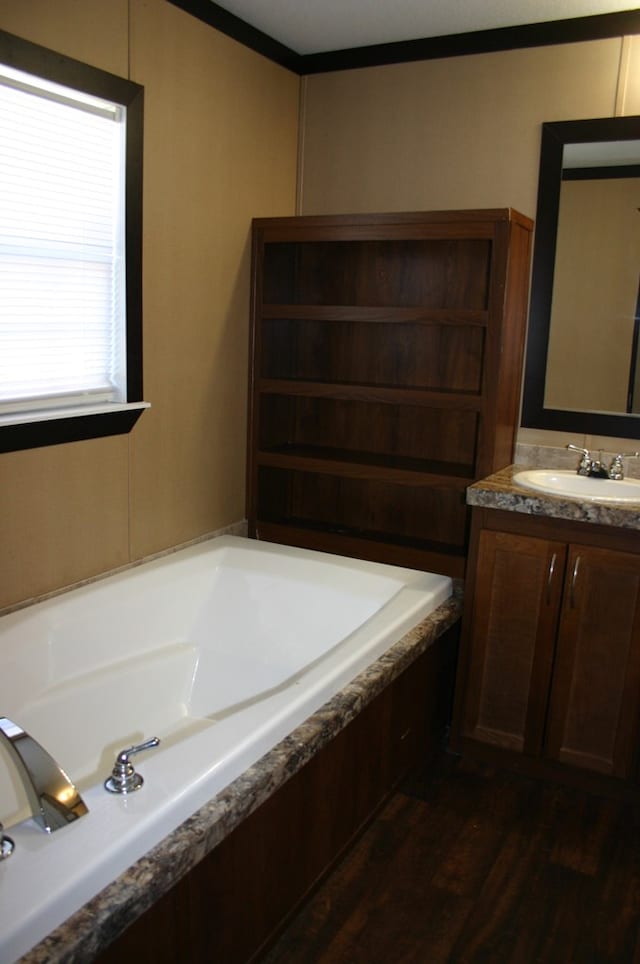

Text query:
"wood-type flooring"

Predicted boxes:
[[261, 753, 640, 963]]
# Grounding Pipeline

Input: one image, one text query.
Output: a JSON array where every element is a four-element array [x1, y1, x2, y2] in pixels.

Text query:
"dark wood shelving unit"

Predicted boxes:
[[247, 209, 533, 577]]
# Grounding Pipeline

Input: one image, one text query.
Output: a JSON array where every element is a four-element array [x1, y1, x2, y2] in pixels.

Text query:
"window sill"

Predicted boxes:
[[0, 402, 150, 453]]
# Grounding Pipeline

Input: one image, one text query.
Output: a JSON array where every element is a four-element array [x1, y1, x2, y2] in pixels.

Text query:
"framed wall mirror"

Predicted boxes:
[[521, 115, 640, 439]]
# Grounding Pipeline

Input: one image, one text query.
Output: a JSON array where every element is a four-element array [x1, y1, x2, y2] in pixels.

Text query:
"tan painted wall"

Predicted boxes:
[[298, 35, 640, 452], [0, 0, 299, 609], [3, 7, 640, 608], [298, 40, 622, 217]]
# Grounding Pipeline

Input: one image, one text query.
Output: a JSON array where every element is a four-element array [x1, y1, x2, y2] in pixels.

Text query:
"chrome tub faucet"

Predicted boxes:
[[0, 716, 88, 833]]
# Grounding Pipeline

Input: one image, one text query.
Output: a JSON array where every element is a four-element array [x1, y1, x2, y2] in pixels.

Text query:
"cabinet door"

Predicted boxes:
[[460, 530, 565, 754], [545, 545, 640, 778]]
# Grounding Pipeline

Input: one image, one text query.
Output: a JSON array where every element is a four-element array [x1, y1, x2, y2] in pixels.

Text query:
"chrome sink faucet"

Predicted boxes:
[[567, 444, 639, 480], [0, 716, 88, 833]]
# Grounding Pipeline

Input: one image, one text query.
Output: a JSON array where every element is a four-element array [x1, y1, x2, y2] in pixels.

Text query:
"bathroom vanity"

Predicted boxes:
[[451, 465, 640, 794]]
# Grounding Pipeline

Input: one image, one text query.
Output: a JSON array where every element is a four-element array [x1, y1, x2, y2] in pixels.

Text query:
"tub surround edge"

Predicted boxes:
[[19, 585, 462, 964], [1, 519, 248, 618]]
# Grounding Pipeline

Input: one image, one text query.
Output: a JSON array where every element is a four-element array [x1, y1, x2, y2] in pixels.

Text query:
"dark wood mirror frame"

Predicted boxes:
[[521, 115, 640, 440]]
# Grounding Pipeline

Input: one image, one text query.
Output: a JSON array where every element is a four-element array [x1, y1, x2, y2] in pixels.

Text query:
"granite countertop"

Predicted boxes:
[[20, 587, 462, 964], [468, 465, 640, 530]]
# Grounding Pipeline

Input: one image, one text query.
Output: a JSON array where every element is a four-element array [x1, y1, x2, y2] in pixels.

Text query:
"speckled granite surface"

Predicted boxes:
[[468, 465, 640, 530], [19, 587, 462, 964]]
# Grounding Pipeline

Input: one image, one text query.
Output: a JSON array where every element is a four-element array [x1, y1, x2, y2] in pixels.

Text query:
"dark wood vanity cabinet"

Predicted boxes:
[[247, 209, 533, 578], [545, 542, 640, 778], [452, 508, 640, 789]]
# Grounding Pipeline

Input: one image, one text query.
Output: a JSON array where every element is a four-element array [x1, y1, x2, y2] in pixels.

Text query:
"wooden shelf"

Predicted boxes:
[[254, 521, 468, 578], [261, 305, 489, 325], [256, 446, 474, 485], [255, 466, 469, 555], [261, 236, 494, 308], [259, 316, 487, 393], [258, 379, 484, 407], [247, 209, 533, 577]]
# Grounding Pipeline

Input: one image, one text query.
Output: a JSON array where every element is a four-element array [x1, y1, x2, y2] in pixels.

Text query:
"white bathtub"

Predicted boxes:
[[0, 535, 452, 963]]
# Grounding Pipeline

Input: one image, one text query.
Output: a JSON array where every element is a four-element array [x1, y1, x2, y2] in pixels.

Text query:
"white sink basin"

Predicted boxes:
[[513, 469, 640, 504]]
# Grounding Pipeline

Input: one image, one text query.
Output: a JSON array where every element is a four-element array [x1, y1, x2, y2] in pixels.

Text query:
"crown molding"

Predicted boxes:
[[168, 4, 640, 75]]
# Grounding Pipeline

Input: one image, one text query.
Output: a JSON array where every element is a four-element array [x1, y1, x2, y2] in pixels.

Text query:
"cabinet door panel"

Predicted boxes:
[[545, 545, 640, 778], [460, 530, 565, 754]]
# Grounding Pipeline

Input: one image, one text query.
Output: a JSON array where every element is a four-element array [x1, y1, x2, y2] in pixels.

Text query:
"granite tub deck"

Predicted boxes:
[[20, 587, 462, 964], [468, 465, 640, 530]]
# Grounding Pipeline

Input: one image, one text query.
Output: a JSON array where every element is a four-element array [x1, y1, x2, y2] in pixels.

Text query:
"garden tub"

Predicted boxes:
[[0, 535, 452, 962]]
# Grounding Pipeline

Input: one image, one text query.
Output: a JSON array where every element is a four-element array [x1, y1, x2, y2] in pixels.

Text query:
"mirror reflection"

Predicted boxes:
[[522, 116, 640, 439], [545, 140, 640, 415]]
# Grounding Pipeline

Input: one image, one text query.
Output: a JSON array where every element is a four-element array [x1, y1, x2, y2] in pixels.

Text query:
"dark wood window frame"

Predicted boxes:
[[0, 29, 144, 453]]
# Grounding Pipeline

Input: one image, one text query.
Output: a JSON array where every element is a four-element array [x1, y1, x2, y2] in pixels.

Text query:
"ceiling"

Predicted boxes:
[[209, 0, 640, 56]]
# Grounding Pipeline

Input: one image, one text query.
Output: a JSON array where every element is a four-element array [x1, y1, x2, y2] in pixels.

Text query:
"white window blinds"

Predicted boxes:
[[0, 65, 127, 418]]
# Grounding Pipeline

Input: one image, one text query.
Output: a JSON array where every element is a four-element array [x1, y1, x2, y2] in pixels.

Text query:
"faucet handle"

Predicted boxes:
[[0, 822, 14, 860], [566, 443, 593, 475], [104, 737, 160, 794], [609, 451, 640, 480]]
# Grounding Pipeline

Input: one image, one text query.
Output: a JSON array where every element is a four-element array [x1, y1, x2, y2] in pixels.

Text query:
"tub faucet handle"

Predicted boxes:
[[0, 822, 14, 860], [104, 737, 160, 794]]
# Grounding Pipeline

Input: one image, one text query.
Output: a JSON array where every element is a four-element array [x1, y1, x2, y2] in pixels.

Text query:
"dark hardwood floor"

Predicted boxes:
[[260, 753, 640, 963]]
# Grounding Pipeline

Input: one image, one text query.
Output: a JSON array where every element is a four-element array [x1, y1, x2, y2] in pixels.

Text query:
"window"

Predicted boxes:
[[0, 30, 146, 452]]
